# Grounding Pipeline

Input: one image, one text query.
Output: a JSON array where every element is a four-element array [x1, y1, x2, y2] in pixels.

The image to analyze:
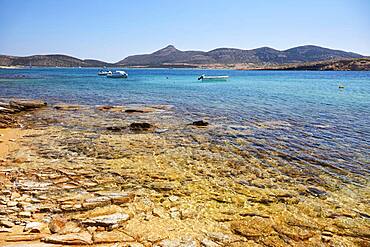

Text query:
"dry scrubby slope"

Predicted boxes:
[[271, 58, 370, 71], [0, 54, 112, 67]]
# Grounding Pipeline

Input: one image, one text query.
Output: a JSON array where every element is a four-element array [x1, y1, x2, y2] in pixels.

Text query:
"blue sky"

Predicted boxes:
[[0, 0, 369, 62]]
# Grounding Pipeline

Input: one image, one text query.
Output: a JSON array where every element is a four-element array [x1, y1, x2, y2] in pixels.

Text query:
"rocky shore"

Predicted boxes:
[[0, 99, 369, 246]]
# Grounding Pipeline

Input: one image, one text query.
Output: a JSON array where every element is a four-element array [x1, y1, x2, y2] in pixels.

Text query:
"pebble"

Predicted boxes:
[[18, 211, 32, 218], [24, 221, 42, 233], [0, 227, 13, 233], [168, 195, 179, 202], [152, 207, 169, 219], [0, 219, 15, 228], [169, 207, 181, 219], [201, 238, 221, 247]]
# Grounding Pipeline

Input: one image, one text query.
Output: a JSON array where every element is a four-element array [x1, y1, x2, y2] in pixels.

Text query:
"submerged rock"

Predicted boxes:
[[106, 126, 125, 132], [192, 120, 209, 127], [9, 100, 47, 110], [125, 109, 145, 113], [54, 104, 80, 111], [96, 105, 124, 112], [306, 187, 328, 198], [273, 224, 316, 241], [129, 122, 152, 131], [231, 217, 275, 238]]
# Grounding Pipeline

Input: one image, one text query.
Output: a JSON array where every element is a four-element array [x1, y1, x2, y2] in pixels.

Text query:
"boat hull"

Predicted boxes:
[[106, 70, 128, 78], [199, 76, 229, 81], [107, 74, 128, 78]]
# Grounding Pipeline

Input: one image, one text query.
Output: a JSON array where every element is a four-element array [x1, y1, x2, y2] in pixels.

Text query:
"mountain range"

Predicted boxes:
[[0, 45, 368, 70], [116, 45, 363, 67]]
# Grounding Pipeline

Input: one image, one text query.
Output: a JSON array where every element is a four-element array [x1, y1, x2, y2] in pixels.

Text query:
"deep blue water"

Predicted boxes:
[[1, 68, 369, 181]]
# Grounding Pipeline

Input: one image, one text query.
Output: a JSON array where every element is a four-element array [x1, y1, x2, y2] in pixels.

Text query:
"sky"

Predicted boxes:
[[0, 0, 369, 62]]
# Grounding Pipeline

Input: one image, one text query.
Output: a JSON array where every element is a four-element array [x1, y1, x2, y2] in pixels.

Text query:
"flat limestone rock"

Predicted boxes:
[[93, 230, 135, 243], [0, 106, 15, 113], [0, 220, 15, 228], [82, 196, 112, 209], [42, 232, 93, 245], [158, 238, 198, 247], [15, 180, 52, 191], [2, 243, 62, 247], [0, 227, 13, 232], [95, 191, 135, 204], [82, 213, 130, 227], [5, 233, 48, 242]]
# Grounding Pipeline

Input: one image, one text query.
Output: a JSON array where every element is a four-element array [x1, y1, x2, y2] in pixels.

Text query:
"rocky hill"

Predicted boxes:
[[0, 54, 112, 67], [116, 45, 363, 67]]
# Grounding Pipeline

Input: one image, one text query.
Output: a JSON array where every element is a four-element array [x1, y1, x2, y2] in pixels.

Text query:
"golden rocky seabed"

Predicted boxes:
[[0, 100, 369, 247]]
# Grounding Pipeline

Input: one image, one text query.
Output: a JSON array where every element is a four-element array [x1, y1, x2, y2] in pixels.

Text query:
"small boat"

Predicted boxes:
[[338, 84, 345, 89], [98, 70, 112, 76], [106, 70, 128, 78], [198, 75, 229, 81]]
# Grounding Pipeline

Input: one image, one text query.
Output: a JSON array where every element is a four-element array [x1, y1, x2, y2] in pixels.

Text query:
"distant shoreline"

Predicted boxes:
[[1, 57, 370, 71]]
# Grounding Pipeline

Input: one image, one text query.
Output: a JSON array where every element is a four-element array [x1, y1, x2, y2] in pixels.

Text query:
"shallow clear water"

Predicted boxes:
[[1, 68, 369, 182]]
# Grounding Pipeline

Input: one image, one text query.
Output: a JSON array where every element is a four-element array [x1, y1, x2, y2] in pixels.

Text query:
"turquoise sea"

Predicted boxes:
[[0, 68, 369, 184]]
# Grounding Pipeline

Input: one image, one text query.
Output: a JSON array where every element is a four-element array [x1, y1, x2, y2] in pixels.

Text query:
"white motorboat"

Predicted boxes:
[[98, 70, 112, 76], [106, 70, 128, 78], [198, 75, 229, 81]]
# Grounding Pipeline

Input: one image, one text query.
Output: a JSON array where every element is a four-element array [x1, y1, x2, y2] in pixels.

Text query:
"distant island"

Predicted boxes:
[[1, 45, 369, 70]]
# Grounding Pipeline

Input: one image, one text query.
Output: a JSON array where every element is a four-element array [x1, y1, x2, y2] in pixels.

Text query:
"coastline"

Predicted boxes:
[[0, 99, 369, 246], [0, 66, 27, 69]]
